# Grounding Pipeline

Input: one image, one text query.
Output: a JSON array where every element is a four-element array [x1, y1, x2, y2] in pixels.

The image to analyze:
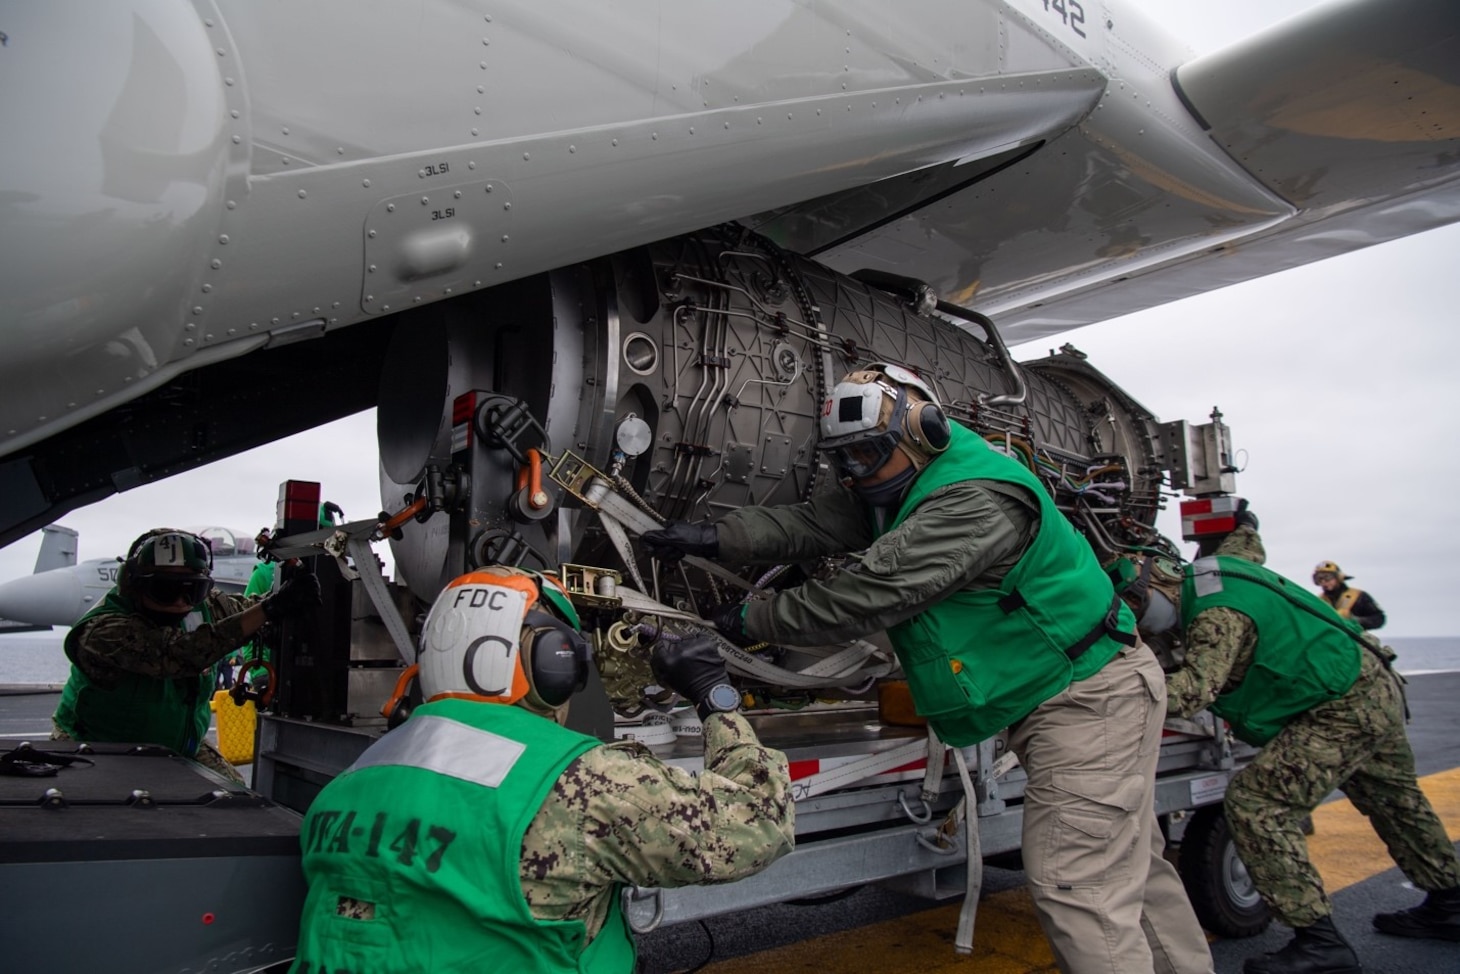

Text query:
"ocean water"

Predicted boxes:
[[1385, 636, 1460, 675], [0, 631, 74, 685], [2, 631, 1458, 687]]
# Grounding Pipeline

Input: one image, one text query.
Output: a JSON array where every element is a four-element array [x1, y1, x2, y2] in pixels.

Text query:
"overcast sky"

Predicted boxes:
[[2, 0, 1454, 636]]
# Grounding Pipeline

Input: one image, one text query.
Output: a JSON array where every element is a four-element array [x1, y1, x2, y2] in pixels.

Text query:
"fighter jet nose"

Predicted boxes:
[[0, 569, 88, 628]]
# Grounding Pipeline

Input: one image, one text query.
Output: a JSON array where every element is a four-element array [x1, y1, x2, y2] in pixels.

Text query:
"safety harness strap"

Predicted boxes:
[[1063, 593, 1137, 659], [999, 589, 1136, 660]]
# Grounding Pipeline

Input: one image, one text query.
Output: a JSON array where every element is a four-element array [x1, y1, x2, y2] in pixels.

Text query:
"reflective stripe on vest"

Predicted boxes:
[[1333, 588, 1361, 618], [345, 713, 526, 788]]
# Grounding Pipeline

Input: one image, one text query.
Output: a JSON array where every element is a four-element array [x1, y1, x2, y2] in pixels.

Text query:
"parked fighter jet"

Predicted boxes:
[[0, 0, 1457, 592], [0, 524, 78, 633], [0, 526, 260, 629]]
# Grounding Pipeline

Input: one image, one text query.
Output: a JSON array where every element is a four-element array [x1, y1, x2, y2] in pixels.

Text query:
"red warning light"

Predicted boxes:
[[202, 912, 216, 925]]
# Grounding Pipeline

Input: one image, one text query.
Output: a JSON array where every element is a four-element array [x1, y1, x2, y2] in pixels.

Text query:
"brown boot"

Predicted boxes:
[[1372, 885, 1460, 941], [1242, 916, 1362, 974]]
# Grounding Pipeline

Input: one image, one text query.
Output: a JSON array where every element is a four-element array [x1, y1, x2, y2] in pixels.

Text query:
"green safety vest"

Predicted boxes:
[[243, 561, 275, 597], [1180, 556, 1363, 745], [54, 591, 217, 757], [292, 699, 636, 974], [880, 424, 1136, 746]]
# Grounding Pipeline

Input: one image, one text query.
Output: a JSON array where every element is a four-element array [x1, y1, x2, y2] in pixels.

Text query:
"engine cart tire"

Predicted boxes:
[[1177, 805, 1271, 938]]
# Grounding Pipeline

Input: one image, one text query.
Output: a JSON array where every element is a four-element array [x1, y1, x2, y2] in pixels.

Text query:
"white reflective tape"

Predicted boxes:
[[1191, 557, 1225, 598], [346, 714, 525, 789]]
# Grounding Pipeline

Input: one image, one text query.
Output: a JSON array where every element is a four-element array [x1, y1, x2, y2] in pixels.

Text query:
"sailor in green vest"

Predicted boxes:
[[642, 364, 1213, 974], [1148, 515, 1460, 973], [292, 565, 794, 974], [51, 527, 321, 782]]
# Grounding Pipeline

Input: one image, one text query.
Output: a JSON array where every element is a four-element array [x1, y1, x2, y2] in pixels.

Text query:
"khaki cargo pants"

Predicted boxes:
[[1007, 643, 1214, 974]]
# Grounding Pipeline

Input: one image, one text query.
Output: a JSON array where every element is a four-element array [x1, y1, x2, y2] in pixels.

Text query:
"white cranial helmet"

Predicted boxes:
[[417, 567, 540, 704], [817, 363, 949, 478], [416, 565, 589, 714]]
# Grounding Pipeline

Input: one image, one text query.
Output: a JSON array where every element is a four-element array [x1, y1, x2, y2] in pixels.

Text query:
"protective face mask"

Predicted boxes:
[[853, 463, 917, 508], [1138, 589, 1179, 636]]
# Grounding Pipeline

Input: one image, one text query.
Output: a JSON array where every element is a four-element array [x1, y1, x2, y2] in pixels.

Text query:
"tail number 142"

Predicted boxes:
[[1042, 0, 1087, 39]]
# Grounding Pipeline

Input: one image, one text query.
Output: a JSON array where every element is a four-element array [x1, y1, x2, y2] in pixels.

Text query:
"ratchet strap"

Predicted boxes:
[[1, 743, 95, 777], [613, 587, 894, 689]]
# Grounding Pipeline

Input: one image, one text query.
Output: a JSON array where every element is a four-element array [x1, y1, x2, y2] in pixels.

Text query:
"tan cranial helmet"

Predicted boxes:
[[1313, 560, 1347, 583], [817, 363, 951, 477]]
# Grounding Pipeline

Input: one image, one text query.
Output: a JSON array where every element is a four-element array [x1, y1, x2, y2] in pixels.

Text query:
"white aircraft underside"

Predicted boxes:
[[0, 0, 1456, 545]]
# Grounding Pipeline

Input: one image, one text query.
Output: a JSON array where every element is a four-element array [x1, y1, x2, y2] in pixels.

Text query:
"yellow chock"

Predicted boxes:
[[212, 689, 258, 765]]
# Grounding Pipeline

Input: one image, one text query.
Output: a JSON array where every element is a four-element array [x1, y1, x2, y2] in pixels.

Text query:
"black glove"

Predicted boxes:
[[650, 633, 729, 707], [640, 521, 718, 562], [1234, 498, 1259, 531], [262, 572, 322, 622], [707, 602, 749, 644]]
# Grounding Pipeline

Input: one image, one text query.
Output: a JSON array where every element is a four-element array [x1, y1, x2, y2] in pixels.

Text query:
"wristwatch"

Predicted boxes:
[[696, 683, 741, 722]]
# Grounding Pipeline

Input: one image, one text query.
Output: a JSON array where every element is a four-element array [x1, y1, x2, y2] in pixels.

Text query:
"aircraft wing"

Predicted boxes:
[[804, 0, 1460, 342], [0, 0, 1456, 546]]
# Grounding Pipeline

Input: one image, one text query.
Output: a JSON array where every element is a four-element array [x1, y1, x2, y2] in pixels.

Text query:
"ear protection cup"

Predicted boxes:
[[382, 664, 421, 730], [905, 399, 951, 453], [523, 610, 590, 707]]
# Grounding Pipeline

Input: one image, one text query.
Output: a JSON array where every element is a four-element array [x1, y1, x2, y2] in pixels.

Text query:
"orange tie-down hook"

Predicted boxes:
[[228, 658, 278, 709], [515, 448, 550, 511], [375, 496, 429, 540]]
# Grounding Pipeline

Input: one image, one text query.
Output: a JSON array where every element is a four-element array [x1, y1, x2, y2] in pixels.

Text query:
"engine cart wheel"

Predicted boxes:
[[1177, 805, 1271, 938]]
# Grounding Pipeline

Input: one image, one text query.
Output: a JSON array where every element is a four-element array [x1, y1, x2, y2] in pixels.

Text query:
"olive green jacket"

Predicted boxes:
[[717, 470, 1038, 647]]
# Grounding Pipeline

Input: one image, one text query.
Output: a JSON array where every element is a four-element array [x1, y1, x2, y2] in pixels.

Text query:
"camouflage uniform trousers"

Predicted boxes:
[[51, 720, 246, 785], [1224, 649, 1460, 928]]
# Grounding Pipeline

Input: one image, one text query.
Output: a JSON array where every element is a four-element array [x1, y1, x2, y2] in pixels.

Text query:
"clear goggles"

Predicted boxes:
[[822, 430, 902, 480], [136, 572, 212, 607]]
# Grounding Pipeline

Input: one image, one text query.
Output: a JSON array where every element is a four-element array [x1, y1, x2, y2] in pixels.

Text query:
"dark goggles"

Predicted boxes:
[[825, 432, 901, 480], [136, 573, 212, 607]]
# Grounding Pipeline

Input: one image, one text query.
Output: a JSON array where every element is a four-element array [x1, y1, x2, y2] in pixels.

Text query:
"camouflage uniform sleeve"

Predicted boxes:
[[716, 483, 874, 564], [211, 590, 263, 617], [1215, 524, 1266, 564], [520, 712, 794, 939], [1164, 606, 1257, 718], [742, 480, 1034, 647], [70, 596, 255, 686]]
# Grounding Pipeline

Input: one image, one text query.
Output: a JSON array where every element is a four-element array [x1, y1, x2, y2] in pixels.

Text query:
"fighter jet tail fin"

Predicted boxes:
[[0, 525, 78, 634], [33, 525, 78, 575]]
